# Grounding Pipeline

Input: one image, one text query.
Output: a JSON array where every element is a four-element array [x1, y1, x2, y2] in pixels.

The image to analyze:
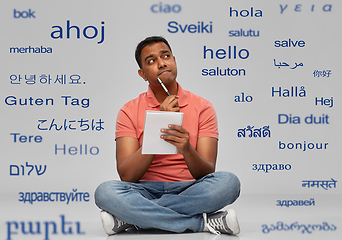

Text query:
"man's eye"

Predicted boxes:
[[148, 59, 155, 64]]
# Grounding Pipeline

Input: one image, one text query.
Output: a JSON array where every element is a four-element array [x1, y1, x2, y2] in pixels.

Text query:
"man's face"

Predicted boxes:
[[138, 42, 177, 87]]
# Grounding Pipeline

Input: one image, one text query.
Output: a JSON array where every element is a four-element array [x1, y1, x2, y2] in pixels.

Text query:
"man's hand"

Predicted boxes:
[[160, 124, 190, 155], [160, 95, 179, 112]]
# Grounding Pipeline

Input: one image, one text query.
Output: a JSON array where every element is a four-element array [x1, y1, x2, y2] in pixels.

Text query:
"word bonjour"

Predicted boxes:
[[262, 221, 336, 234], [252, 163, 291, 174], [278, 114, 329, 124], [229, 7, 262, 17], [279, 140, 328, 151], [280, 4, 332, 14], [19, 189, 90, 205], [151, 3, 181, 13], [277, 198, 315, 207], [51, 20, 105, 44], [6, 215, 85, 240], [10, 162, 47, 176], [302, 178, 337, 190], [9, 46, 52, 54], [168, 21, 212, 33], [55, 144, 99, 155], [37, 119, 104, 131], [13, 9, 35, 18], [238, 125, 270, 138], [315, 96, 333, 108], [5, 95, 89, 108]]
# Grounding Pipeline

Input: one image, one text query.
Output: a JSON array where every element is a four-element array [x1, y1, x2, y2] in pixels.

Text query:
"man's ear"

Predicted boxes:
[[138, 69, 148, 81]]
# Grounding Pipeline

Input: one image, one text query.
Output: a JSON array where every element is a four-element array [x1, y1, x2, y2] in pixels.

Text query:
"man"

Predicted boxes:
[[94, 36, 241, 235]]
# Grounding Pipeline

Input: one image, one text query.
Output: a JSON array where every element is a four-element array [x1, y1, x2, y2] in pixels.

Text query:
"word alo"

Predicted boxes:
[[6, 215, 84, 240]]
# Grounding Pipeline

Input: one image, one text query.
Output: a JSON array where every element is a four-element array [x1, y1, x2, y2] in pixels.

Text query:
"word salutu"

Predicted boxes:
[[10, 162, 46, 176], [10, 74, 83, 85], [277, 198, 315, 207], [302, 178, 337, 190], [274, 59, 303, 69], [278, 114, 329, 124], [6, 215, 85, 240], [229, 29, 259, 37], [37, 118, 104, 131], [5, 95, 90, 108], [262, 221, 336, 234], [19, 189, 90, 205], [238, 125, 270, 138]]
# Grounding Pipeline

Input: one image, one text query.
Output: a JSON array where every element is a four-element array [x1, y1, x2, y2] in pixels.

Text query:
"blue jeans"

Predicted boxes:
[[94, 171, 240, 233]]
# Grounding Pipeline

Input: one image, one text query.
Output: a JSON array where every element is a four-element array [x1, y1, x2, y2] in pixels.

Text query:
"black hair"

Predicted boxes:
[[135, 36, 172, 68]]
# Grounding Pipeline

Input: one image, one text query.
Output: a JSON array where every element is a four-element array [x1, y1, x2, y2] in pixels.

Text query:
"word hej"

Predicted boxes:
[[10, 162, 46, 176], [51, 20, 105, 44], [278, 114, 329, 124], [280, 4, 332, 14], [5, 95, 90, 108], [262, 221, 336, 234], [6, 215, 85, 240]]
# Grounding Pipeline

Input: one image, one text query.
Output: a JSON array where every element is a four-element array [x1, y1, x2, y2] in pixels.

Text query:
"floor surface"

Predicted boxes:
[[1, 193, 341, 240]]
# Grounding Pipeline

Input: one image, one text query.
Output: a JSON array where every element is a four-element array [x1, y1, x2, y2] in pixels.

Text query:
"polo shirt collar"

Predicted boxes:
[[146, 82, 188, 108]]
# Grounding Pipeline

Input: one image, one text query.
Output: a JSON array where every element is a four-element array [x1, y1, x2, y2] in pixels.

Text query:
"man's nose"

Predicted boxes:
[[157, 58, 167, 68]]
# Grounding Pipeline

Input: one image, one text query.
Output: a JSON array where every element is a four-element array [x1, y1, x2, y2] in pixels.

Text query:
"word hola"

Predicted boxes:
[[280, 4, 332, 14], [315, 97, 333, 108], [151, 3, 181, 13], [10, 162, 47, 176], [55, 144, 99, 155], [274, 39, 305, 47], [234, 92, 253, 102], [6, 215, 85, 240], [230, 6, 262, 17], [278, 114, 330, 124], [168, 21, 212, 33], [204, 46, 249, 60], [229, 29, 259, 37], [11, 133, 42, 143], [51, 20, 105, 44], [13, 9, 35, 18], [272, 86, 306, 97]]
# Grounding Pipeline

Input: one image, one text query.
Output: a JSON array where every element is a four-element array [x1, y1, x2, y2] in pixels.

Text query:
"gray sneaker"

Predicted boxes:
[[100, 210, 133, 235], [203, 209, 240, 235]]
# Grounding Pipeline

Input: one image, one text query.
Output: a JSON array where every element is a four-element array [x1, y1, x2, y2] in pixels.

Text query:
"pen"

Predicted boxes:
[[157, 78, 170, 96]]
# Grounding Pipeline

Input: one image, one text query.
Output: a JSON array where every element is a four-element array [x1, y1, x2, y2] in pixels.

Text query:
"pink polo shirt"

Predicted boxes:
[[115, 83, 218, 182]]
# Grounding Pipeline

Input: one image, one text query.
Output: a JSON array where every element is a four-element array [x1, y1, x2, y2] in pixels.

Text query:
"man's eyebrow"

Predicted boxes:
[[144, 54, 154, 62]]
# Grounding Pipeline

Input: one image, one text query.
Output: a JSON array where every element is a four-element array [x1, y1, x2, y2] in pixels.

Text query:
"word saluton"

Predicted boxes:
[[51, 20, 105, 44]]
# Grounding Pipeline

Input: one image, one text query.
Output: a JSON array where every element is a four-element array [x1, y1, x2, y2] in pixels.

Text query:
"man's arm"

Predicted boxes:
[[161, 125, 217, 179], [116, 136, 154, 183]]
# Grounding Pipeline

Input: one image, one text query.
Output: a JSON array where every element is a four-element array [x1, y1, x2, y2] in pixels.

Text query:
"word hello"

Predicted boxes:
[[274, 39, 305, 48], [13, 9, 35, 18], [55, 144, 99, 155], [278, 114, 329, 124], [6, 215, 84, 240], [168, 21, 212, 33], [151, 3, 181, 13], [230, 7, 262, 17], [51, 20, 105, 44], [280, 4, 332, 14], [204, 46, 249, 60]]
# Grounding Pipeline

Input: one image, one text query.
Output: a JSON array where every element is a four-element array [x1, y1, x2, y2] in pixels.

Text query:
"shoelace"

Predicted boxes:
[[116, 218, 127, 229], [203, 213, 221, 235]]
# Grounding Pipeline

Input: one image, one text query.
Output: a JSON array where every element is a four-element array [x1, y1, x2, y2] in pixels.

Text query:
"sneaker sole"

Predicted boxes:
[[100, 210, 115, 235], [227, 209, 240, 235]]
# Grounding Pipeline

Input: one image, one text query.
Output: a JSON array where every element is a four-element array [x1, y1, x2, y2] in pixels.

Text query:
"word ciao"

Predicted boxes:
[[51, 20, 105, 44], [274, 39, 305, 47], [13, 9, 35, 18], [55, 144, 99, 155], [238, 125, 270, 138], [5, 95, 90, 108], [37, 119, 104, 131], [10, 46, 52, 54], [302, 178, 337, 190], [277, 198, 315, 207], [6, 215, 85, 240], [10, 74, 83, 85], [279, 140, 328, 151], [316, 97, 333, 108], [280, 4, 332, 14], [252, 163, 291, 173], [229, 7, 262, 17], [10, 162, 47, 176], [151, 3, 181, 13], [262, 221, 336, 234], [19, 189, 90, 205], [168, 21, 212, 33], [278, 114, 329, 124]]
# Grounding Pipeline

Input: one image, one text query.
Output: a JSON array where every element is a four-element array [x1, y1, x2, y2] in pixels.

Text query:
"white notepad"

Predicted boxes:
[[142, 111, 184, 154]]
